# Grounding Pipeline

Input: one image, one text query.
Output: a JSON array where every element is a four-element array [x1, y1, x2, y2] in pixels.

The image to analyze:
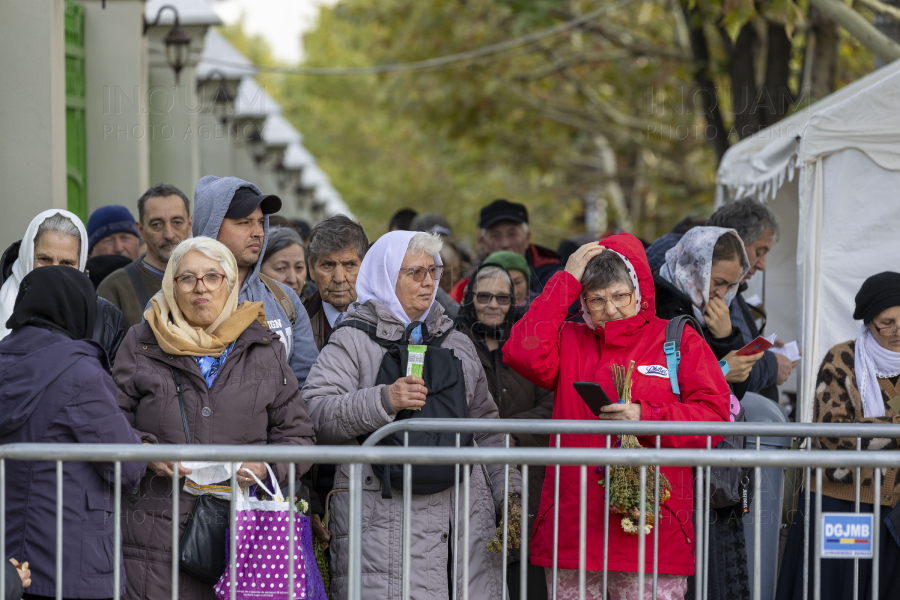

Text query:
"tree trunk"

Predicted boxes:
[[727, 23, 765, 139], [682, 3, 731, 162], [809, 7, 839, 100], [763, 22, 793, 125]]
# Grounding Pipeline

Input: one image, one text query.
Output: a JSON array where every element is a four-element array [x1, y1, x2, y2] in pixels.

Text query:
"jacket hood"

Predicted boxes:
[[0, 326, 107, 435], [192, 176, 270, 287], [598, 232, 655, 319], [346, 298, 453, 342]]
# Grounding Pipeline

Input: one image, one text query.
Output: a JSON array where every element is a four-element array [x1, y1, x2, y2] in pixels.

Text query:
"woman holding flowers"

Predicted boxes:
[[504, 232, 731, 600]]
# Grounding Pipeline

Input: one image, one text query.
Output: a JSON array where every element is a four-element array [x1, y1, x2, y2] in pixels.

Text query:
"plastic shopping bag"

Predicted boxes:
[[214, 464, 327, 600]]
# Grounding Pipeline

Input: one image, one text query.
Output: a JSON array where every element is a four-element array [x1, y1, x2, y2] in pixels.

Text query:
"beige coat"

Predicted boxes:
[[303, 300, 519, 600]]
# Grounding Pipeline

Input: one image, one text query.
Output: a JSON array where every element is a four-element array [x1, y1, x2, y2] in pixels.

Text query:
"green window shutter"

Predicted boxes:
[[65, 0, 87, 221]]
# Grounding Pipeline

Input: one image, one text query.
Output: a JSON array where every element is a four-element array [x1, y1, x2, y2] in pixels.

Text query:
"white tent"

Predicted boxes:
[[716, 59, 900, 423]]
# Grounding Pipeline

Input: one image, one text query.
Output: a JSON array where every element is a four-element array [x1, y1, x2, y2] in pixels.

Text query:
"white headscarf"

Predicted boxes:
[[580, 249, 642, 329], [355, 231, 443, 325], [658, 226, 749, 325], [0, 209, 88, 340], [854, 324, 900, 418]]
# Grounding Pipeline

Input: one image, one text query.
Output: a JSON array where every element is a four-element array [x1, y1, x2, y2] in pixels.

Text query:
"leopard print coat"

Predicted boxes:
[[812, 340, 900, 507]]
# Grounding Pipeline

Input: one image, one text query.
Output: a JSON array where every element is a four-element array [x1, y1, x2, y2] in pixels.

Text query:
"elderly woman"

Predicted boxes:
[[504, 232, 731, 600], [303, 231, 519, 599], [0, 209, 126, 363], [113, 236, 316, 600], [455, 263, 553, 599], [776, 272, 900, 600], [482, 251, 532, 308], [0, 266, 144, 600], [260, 225, 314, 300], [654, 226, 763, 401]]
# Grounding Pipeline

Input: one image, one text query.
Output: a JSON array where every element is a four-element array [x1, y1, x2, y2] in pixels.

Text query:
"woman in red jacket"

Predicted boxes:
[[504, 232, 731, 600]]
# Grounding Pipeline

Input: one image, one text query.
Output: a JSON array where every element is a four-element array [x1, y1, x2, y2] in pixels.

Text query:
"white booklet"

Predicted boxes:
[[769, 340, 801, 362]]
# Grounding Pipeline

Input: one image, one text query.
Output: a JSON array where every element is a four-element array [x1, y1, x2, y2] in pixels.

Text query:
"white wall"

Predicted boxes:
[[0, 0, 68, 247]]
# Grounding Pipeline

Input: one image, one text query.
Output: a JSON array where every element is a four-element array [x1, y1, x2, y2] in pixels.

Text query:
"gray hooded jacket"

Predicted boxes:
[[193, 175, 318, 387]]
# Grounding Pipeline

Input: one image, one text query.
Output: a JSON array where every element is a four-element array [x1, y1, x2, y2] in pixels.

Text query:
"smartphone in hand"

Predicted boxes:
[[573, 382, 615, 416]]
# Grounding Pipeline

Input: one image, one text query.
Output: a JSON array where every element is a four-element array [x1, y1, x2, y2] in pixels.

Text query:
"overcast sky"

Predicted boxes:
[[212, 0, 338, 64]]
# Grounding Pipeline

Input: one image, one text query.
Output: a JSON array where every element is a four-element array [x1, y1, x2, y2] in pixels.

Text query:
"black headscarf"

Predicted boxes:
[[455, 263, 518, 345], [6, 266, 97, 340]]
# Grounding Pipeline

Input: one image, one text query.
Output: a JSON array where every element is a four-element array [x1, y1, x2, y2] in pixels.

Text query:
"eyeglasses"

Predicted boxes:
[[585, 291, 634, 312], [399, 265, 444, 282], [475, 292, 512, 306], [174, 272, 226, 292], [873, 322, 900, 337]]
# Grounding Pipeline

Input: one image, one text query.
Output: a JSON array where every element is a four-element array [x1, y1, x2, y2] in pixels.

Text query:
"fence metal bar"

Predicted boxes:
[[603, 435, 610, 600], [229, 462, 237, 600], [171, 462, 179, 600], [463, 463, 470, 600], [114, 462, 121, 600], [520, 464, 529, 600], [503, 434, 509, 600], [349, 462, 362, 600], [638, 466, 647, 600], [873, 471, 881, 598], [802, 438, 811, 600], [360, 419, 900, 443], [814, 468, 822, 600], [652, 435, 660, 600], [453, 433, 460, 600], [579, 464, 587, 600], [702, 437, 711, 600], [694, 466, 703, 600], [753, 437, 761, 600], [56, 460, 63, 600], [4, 443, 900, 469], [1, 459, 5, 600], [854, 437, 861, 600], [552, 434, 561, 600], [289, 463, 296, 600], [402, 433, 411, 600]]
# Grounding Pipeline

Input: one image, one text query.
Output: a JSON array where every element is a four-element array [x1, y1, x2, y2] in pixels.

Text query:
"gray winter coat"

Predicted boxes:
[[302, 300, 520, 600], [192, 175, 319, 388]]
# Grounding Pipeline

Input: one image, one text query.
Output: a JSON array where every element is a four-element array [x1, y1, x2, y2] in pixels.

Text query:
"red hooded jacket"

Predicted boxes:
[[503, 232, 730, 576]]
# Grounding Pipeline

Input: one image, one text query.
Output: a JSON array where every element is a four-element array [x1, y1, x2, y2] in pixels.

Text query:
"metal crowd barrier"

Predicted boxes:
[[2, 419, 900, 600]]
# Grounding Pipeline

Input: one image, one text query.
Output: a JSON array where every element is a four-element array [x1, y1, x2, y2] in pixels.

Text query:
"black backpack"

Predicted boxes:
[[665, 315, 753, 512], [331, 320, 472, 499]]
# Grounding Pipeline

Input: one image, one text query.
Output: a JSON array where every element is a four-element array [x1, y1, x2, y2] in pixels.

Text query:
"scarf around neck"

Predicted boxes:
[[854, 324, 900, 418], [658, 226, 749, 325], [145, 259, 267, 358]]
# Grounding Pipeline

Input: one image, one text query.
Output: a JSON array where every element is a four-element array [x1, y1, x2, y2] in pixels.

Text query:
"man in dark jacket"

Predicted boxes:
[[708, 198, 796, 401], [0, 267, 144, 599], [97, 184, 191, 327], [478, 199, 562, 296]]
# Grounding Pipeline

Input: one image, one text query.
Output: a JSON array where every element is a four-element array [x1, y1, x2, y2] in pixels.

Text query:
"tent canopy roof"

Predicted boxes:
[[717, 59, 900, 202]]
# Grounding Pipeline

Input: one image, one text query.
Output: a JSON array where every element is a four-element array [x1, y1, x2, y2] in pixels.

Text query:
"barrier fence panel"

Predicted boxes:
[[3, 419, 900, 600]]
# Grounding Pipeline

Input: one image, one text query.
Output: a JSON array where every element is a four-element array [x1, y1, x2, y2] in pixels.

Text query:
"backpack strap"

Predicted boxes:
[[258, 273, 296, 326], [124, 262, 151, 310], [664, 315, 704, 396]]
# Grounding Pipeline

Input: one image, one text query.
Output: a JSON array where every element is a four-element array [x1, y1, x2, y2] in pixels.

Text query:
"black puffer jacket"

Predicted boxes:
[[1, 240, 126, 369]]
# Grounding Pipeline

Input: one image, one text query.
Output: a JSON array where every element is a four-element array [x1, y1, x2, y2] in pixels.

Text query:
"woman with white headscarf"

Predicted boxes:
[[303, 231, 519, 600], [654, 226, 763, 399], [0, 209, 127, 364], [775, 272, 900, 600]]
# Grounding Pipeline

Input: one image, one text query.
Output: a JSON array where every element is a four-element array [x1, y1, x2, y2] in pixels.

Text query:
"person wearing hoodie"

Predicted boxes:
[[0, 209, 127, 366], [0, 266, 144, 600], [504, 233, 731, 600], [192, 176, 318, 387]]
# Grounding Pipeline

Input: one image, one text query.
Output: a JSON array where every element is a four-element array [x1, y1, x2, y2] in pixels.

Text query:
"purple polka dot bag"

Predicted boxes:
[[214, 464, 326, 600]]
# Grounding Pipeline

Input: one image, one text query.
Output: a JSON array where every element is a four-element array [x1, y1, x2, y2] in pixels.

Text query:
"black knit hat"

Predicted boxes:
[[853, 272, 900, 323]]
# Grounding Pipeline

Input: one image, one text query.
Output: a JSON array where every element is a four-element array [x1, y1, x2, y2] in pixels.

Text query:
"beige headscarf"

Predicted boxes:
[[145, 243, 266, 357]]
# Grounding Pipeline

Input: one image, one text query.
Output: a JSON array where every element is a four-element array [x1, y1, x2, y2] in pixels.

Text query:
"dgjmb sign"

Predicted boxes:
[[820, 513, 874, 558]]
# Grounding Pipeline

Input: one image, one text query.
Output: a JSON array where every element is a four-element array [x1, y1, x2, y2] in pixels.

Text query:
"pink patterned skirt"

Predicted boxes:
[[545, 568, 687, 600]]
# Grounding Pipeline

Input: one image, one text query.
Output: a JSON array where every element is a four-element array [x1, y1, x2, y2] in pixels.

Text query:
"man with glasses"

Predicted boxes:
[[192, 175, 318, 388]]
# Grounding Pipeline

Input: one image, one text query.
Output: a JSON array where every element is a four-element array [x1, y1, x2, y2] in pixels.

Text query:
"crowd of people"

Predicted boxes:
[[1, 174, 897, 600]]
